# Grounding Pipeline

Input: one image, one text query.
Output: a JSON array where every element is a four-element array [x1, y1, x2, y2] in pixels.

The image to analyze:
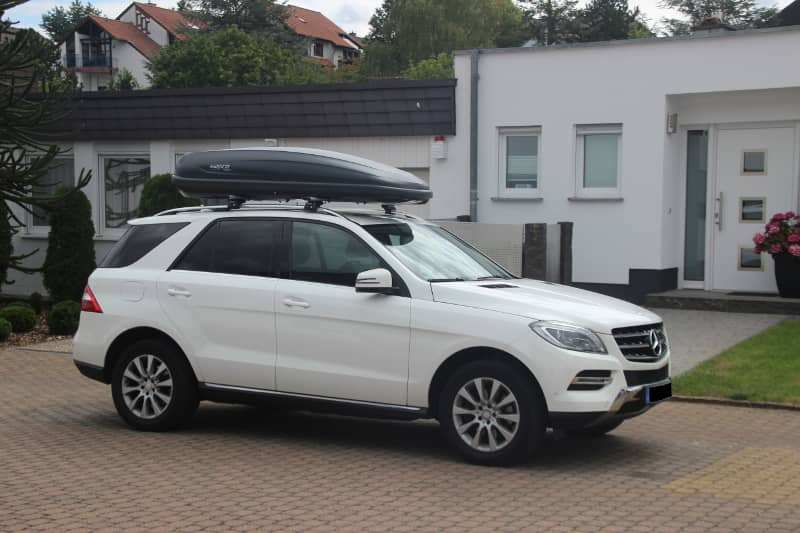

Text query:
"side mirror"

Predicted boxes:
[[355, 268, 396, 294]]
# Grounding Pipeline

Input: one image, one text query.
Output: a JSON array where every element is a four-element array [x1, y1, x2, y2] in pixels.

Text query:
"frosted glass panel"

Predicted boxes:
[[583, 134, 618, 188], [104, 157, 150, 229], [683, 131, 708, 282], [506, 135, 538, 189]]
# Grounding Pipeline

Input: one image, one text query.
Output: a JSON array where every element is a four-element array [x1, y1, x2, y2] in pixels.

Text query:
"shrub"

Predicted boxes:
[[0, 305, 36, 332], [43, 187, 96, 302], [4, 301, 35, 314], [29, 292, 44, 315], [0, 318, 11, 341], [0, 201, 12, 288], [138, 174, 201, 217], [47, 300, 81, 335]]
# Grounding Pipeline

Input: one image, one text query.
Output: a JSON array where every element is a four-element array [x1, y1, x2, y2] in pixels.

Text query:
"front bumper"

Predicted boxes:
[[549, 377, 672, 430]]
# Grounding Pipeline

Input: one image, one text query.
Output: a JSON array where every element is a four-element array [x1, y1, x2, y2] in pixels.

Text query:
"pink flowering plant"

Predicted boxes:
[[753, 211, 800, 257]]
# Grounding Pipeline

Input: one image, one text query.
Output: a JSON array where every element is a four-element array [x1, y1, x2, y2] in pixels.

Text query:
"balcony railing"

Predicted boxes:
[[62, 52, 117, 70]]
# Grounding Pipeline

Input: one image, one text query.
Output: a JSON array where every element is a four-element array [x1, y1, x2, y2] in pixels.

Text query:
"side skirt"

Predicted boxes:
[[198, 383, 430, 421]]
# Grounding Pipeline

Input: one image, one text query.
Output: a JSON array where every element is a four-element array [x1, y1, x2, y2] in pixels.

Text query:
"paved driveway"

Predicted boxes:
[[2, 348, 800, 532]]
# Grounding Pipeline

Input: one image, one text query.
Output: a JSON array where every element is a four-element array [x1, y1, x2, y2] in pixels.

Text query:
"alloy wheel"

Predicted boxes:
[[121, 354, 173, 419], [452, 377, 520, 452]]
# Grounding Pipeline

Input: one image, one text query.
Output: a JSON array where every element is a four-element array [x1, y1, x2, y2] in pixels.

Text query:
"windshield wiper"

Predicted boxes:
[[428, 278, 465, 283]]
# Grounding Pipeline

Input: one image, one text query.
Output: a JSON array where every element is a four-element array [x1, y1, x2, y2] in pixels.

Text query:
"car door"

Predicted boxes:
[[275, 220, 411, 405], [157, 218, 282, 390]]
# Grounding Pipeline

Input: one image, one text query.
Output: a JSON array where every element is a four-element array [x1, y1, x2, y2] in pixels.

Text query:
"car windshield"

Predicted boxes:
[[362, 221, 514, 282]]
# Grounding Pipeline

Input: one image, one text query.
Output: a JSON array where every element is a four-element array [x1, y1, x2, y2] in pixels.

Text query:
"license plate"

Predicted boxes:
[[645, 382, 672, 404]]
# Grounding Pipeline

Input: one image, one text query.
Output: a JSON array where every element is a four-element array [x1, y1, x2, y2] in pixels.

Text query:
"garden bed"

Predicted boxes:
[[0, 312, 72, 348]]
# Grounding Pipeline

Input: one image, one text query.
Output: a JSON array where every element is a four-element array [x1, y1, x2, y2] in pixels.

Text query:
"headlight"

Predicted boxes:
[[530, 321, 607, 354]]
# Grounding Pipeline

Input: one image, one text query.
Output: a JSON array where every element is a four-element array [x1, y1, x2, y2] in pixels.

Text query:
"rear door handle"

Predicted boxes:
[[282, 297, 309, 309], [167, 287, 192, 298]]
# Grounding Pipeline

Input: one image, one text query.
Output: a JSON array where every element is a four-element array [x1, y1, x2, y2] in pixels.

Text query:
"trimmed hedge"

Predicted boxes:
[[0, 318, 11, 341], [139, 173, 201, 217], [5, 301, 35, 314], [47, 301, 81, 335], [43, 187, 96, 302], [0, 305, 36, 333]]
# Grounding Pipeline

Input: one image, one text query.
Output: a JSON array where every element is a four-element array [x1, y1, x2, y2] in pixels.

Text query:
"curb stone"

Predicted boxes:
[[672, 395, 800, 412]]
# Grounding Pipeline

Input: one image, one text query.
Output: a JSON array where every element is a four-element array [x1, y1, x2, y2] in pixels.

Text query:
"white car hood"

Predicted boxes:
[[430, 278, 661, 334]]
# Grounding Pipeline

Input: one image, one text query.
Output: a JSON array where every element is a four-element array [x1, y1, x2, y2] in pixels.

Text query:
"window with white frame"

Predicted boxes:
[[312, 41, 324, 57], [102, 155, 150, 233], [498, 127, 541, 197], [29, 157, 75, 230], [575, 124, 622, 198]]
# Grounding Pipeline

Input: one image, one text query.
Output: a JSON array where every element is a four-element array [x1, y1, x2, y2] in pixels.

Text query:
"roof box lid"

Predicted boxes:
[[173, 147, 432, 204]]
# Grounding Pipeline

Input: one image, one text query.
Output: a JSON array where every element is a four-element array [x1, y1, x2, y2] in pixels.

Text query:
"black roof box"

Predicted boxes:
[[173, 148, 432, 204]]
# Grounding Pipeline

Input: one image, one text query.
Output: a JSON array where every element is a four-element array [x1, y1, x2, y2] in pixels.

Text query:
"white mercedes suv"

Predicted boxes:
[[74, 204, 671, 466]]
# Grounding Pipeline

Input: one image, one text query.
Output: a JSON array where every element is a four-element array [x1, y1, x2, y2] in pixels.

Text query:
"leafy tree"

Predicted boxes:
[[109, 68, 138, 91], [402, 53, 454, 79], [1, 0, 91, 290], [579, 0, 638, 42], [181, 0, 296, 44], [147, 26, 306, 88], [364, 0, 528, 77], [138, 174, 201, 217], [40, 0, 102, 42], [521, 0, 583, 45], [42, 187, 96, 302], [660, 0, 779, 35]]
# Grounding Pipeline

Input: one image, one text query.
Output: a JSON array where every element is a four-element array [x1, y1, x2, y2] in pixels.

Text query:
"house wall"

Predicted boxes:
[[444, 28, 800, 291], [117, 5, 170, 46], [111, 41, 149, 87]]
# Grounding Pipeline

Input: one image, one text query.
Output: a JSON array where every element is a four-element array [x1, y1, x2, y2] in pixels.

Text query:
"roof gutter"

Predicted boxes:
[[469, 49, 479, 222]]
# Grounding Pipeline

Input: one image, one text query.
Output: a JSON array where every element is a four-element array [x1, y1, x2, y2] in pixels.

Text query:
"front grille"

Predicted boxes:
[[624, 365, 669, 387], [612, 323, 668, 362]]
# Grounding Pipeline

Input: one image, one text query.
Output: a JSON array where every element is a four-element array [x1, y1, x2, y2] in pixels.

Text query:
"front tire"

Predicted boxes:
[[438, 360, 546, 466], [111, 339, 199, 431]]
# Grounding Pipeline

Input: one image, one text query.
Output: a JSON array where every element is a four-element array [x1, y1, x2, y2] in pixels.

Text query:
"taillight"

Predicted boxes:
[[81, 285, 103, 313]]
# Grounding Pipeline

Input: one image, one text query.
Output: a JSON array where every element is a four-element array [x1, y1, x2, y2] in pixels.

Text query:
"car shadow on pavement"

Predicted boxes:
[[166, 403, 663, 469]]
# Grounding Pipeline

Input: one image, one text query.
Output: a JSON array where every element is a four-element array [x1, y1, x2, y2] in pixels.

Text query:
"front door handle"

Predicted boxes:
[[282, 297, 310, 309], [167, 287, 192, 298], [714, 192, 723, 231]]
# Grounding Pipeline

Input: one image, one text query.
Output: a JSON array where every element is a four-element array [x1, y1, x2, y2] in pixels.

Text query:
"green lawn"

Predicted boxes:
[[673, 318, 800, 405]]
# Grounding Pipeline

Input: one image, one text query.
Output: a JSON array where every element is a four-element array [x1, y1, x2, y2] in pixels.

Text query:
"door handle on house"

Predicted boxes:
[[282, 297, 310, 309], [714, 192, 723, 231], [167, 287, 192, 298]]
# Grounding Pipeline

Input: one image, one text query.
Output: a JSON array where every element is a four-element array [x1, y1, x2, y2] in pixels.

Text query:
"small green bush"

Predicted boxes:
[[0, 318, 11, 341], [0, 305, 36, 333], [5, 301, 35, 314], [30, 292, 44, 315], [138, 174, 201, 217], [47, 301, 81, 335]]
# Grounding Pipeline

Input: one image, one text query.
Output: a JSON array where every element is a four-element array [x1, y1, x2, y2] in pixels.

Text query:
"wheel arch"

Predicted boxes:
[[427, 346, 547, 418], [103, 326, 198, 383]]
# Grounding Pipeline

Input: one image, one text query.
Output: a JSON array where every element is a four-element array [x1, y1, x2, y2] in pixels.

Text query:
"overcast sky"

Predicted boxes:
[[6, 0, 792, 37]]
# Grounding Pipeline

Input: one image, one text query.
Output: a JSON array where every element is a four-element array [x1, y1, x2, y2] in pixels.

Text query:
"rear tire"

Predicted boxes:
[[438, 360, 545, 466], [111, 339, 199, 431]]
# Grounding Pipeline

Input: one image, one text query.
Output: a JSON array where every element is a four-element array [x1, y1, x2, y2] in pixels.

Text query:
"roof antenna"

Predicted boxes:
[[304, 198, 324, 212], [381, 204, 396, 215]]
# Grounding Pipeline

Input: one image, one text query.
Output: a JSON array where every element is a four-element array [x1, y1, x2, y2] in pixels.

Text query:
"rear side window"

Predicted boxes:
[[101, 223, 189, 268], [173, 219, 280, 277]]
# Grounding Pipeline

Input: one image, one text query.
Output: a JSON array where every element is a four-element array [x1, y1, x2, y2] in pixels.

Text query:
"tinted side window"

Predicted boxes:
[[174, 219, 280, 277], [290, 222, 382, 286], [101, 223, 189, 268]]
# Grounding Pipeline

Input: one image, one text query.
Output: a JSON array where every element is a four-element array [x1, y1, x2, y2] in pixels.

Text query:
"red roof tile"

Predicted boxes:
[[87, 15, 161, 57], [286, 5, 360, 50], [129, 2, 201, 40]]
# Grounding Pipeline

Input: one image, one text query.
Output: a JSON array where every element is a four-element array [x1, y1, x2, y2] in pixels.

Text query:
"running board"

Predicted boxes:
[[199, 383, 429, 419]]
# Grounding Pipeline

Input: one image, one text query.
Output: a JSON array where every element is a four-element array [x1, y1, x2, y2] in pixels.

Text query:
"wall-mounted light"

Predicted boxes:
[[431, 135, 447, 160], [666, 113, 678, 134]]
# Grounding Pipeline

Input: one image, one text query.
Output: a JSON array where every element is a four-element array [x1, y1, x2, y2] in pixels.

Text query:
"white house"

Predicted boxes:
[[433, 25, 800, 300], [59, 2, 195, 90], [58, 2, 361, 90]]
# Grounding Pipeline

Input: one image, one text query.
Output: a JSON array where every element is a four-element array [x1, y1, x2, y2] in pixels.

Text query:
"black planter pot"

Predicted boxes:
[[773, 253, 800, 298]]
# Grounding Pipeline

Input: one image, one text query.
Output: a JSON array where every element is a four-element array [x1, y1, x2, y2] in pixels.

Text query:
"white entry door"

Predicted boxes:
[[712, 126, 797, 292]]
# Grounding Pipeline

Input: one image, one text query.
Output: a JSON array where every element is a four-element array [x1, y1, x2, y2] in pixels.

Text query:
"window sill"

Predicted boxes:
[[567, 196, 624, 202], [491, 196, 543, 202], [20, 232, 49, 240]]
